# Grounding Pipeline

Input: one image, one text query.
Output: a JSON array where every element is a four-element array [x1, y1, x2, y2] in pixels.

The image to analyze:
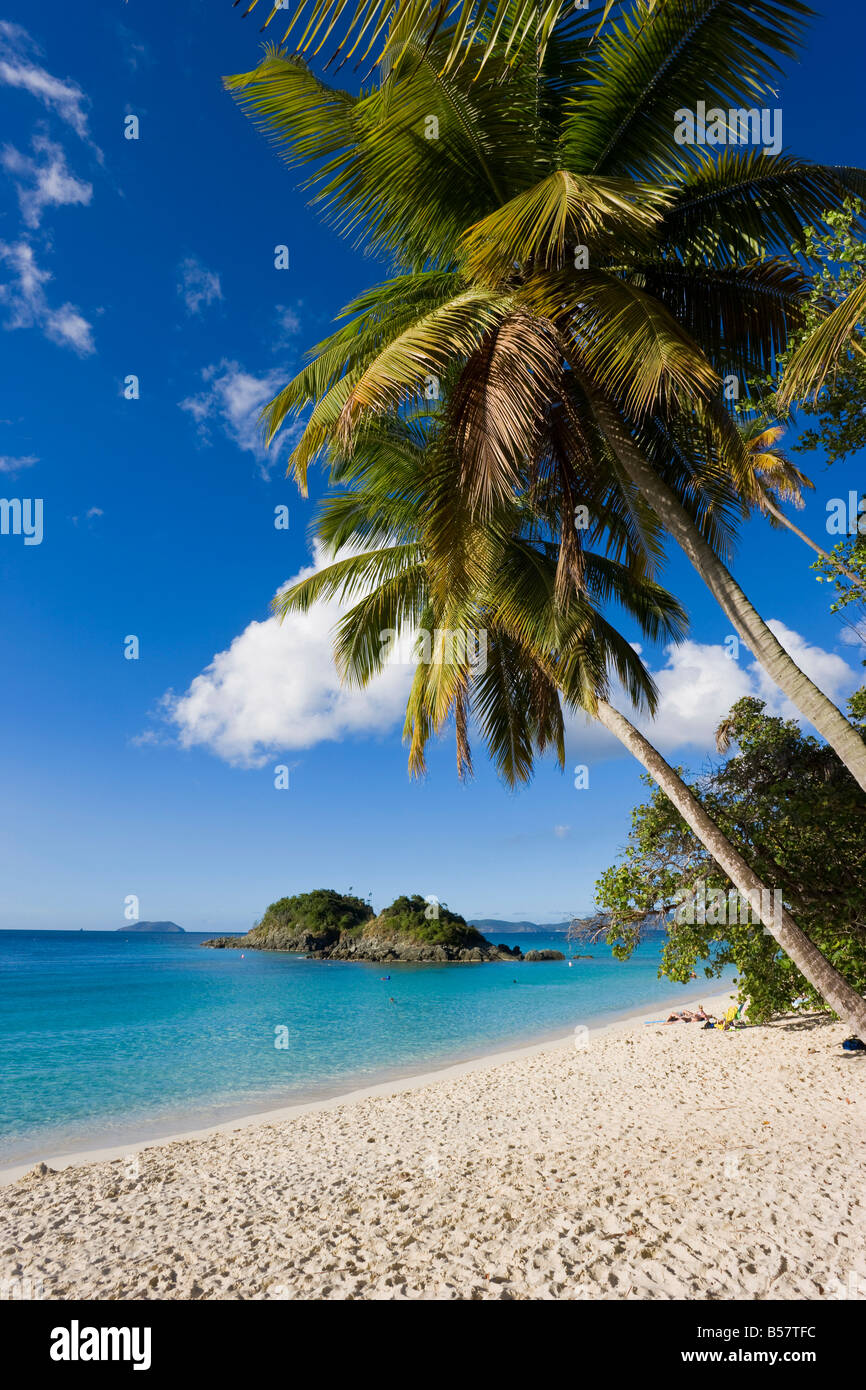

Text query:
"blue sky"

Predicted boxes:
[[0, 1, 864, 931]]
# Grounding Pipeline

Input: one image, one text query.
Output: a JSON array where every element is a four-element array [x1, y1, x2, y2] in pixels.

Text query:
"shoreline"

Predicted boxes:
[[2, 990, 862, 1300], [0, 984, 736, 1186]]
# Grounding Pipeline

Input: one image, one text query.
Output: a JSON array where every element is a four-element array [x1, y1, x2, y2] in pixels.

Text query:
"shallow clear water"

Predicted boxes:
[[0, 930, 723, 1164]]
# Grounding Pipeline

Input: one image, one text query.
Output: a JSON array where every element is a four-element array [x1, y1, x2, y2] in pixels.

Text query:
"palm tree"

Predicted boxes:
[[226, 9, 866, 789], [736, 422, 865, 589], [276, 413, 866, 1030]]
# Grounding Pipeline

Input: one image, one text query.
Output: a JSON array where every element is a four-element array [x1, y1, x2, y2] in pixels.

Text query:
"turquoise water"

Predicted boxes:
[[0, 930, 720, 1165]]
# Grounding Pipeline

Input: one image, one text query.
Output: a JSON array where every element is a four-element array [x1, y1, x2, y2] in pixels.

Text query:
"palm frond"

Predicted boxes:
[[778, 272, 866, 407], [561, 0, 811, 180], [459, 169, 664, 283], [526, 269, 720, 415], [447, 309, 563, 511], [233, 0, 572, 77], [273, 543, 423, 616], [335, 288, 512, 441], [630, 256, 810, 374], [661, 153, 866, 264]]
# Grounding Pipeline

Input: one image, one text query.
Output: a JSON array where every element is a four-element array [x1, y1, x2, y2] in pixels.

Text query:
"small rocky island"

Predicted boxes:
[[117, 921, 185, 933], [204, 890, 522, 963]]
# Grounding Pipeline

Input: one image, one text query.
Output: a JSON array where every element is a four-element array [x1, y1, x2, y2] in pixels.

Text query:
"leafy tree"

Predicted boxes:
[[377, 894, 483, 945], [777, 201, 866, 432], [251, 888, 373, 945], [741, 199, 866, 463], [594, 697, 866, 1021]]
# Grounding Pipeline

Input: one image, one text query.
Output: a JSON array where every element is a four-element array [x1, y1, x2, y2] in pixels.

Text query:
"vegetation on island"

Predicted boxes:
[[372, 895, 487, 947], [205, 890, 519, 961], [249, 889, 373, 948]]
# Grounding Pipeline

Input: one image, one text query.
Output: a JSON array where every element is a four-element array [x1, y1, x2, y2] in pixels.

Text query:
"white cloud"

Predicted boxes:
[[177, 257, 223, 316], [162, 544, 413, 767], [157, 556, 862, 776], [0, 23, 92, 142], [179, 359, 297, 478], [553, 825, 571, 838], [274, 303, 303, 346], [0, 453, 38, 473], [86, 506, 103, 519], [0, 240, 95, 354], [2, 137, 92, 228], [751, 619, 858, 718], [839, 619, 866, 648], [0, 31, 97, 357], [116, 23, 151, 73], [566, 626, 862, 763]]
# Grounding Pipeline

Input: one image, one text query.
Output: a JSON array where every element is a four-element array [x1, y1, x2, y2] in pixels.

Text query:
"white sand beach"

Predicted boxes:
[[1, 993, 863, 1301]]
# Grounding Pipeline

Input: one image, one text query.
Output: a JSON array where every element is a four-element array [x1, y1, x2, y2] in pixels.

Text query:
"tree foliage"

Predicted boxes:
[[742, 199, 866, 462], [376, 893, 482, 944], [252, 888, 374, 941], [594, 697, 866, 1020]]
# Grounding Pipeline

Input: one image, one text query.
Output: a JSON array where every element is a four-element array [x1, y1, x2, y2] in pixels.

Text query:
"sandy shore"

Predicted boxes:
[[1, 992, 863, 1300]]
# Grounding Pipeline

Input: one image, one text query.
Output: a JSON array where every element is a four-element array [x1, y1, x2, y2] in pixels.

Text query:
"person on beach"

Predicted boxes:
[[665, 1006, 713, 1024]]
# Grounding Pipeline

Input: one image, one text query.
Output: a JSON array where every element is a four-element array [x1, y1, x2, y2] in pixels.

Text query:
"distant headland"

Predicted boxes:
[[117, 921, 185, 934], [204, 890, 522, 963], [469, 918, 572, 934]]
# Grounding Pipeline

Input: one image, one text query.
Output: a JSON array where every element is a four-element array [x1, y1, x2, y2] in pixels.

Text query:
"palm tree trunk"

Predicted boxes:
[[595, 699, 866, 1033], [589, 393, 866, 794], [762, 497, 864, 588]]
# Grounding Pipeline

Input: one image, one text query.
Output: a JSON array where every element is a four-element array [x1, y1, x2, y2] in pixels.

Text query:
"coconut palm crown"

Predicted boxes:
[[226, 3, 866, 788]]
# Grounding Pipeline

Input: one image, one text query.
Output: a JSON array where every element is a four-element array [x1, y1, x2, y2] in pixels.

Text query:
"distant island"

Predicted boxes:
[[117, 921, 185, 934], [204, 890, 521, 963], [469, 918, 572, 934]]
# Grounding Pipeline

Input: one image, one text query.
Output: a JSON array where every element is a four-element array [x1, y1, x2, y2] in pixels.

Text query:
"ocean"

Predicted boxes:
[[0, 929, 724, 1167]]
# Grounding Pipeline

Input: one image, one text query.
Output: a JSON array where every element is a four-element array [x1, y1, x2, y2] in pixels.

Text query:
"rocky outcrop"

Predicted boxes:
[[524, 949, 566, 961], [311, 933, 516, 963], [206, 927, 519, 963], [203, 891, 522, 963]]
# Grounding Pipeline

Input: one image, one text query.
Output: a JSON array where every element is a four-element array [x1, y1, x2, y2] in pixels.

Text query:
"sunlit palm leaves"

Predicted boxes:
[[228, 4, 866, 778], [230, 0, 807, 93], [458, 170, 665, 283], [226, 6, 864, 512], [233, 0, 587, 77]]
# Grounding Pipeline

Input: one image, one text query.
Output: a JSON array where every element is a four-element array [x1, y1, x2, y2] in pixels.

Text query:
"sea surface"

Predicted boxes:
[[0, 929, 727, 1166]]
